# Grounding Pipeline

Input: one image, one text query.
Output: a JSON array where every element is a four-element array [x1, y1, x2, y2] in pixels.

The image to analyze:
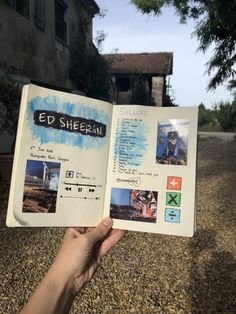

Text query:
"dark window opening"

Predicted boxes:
[[55, 0, 67, 42], [34, 0, 45, 29], [116, 77, 130, 92], [148, 77, 152, 102], [6, 0, 29, 18]]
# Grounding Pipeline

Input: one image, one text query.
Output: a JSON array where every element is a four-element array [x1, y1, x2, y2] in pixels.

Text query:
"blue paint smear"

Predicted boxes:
[[114, 120, 148, 166], [27, 96, 110, 149]]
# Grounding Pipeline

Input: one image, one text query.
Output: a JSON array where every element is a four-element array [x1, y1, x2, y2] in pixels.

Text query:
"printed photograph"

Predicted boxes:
[[156, 120, 189, 165], [110, 188, 158, 223], [22, 160, 61, 213]]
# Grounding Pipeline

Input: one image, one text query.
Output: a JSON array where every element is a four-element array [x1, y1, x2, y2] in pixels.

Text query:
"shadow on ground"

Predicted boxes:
[[188, 229, 236, 313]]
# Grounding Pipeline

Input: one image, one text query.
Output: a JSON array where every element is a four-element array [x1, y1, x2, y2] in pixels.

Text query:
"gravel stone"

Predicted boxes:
[[0, 134, 236, 313]]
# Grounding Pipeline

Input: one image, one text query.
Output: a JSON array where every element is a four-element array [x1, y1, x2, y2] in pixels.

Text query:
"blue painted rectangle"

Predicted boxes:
[[165, 208, 181, 223]]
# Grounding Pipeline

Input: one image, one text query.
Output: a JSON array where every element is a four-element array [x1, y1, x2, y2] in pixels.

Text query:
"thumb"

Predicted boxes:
[[87, 217, 113, 244]]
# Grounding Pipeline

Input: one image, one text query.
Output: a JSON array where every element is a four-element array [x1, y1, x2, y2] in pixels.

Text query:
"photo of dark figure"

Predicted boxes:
[[110, 188, 158, 223], [156, 121, 189, 165], [22, 160, 61, 213]]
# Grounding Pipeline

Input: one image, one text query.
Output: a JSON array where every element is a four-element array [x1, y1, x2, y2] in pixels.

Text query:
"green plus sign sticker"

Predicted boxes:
[[166, 192, 181, 207]]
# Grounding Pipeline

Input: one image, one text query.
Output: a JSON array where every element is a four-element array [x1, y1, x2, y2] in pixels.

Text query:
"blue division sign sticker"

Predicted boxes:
[[165, 208, 181, 223]]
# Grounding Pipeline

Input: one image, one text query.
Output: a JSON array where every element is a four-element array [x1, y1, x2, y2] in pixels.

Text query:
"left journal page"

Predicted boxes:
[[6, 84, 112, 227]]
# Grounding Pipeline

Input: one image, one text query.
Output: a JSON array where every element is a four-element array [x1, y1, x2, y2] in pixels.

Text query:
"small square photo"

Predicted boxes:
[[110, 188, 158, 223], [22, 160, 61, 213], [156, 120, 189, 165]]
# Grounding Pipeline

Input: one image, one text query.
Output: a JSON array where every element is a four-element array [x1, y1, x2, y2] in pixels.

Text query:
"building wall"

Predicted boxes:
[[112, 75, 164, 106], [0, 0, 98, 154], [0, 0, 96, 91], [152, 77, 164, 106]]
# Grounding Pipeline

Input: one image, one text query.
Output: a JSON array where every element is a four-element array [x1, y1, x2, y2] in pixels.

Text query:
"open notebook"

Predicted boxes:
[[6, 84, 198, 237]]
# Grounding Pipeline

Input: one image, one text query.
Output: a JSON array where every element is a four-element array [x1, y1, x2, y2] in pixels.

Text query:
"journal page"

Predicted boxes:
[[7, 84, 112, 227], [103, 105, 198, 237]]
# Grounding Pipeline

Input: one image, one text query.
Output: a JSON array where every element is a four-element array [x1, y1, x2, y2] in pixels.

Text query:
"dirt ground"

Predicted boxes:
[[0, 133, 235, 313]]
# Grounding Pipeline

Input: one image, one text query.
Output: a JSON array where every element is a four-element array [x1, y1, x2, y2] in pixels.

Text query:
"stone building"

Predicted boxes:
[[0, 0, 99, 91], [0, 0, 99, 153], [104, 52, 173, 106]]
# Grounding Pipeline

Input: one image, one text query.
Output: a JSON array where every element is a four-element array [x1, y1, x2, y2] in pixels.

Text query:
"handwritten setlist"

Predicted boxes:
[[113, 117, 148, 174]]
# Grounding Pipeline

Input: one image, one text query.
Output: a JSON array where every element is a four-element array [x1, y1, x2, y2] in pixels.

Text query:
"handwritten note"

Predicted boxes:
[[113, 117, 148, 174], [30, 146, 69, 163]]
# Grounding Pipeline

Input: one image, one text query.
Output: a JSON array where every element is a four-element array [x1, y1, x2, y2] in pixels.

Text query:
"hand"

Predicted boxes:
[[49, 217, 125, 295]]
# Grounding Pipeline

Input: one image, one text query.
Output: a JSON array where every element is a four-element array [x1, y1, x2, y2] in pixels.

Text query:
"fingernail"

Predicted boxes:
[[102, 217, 112, 227]]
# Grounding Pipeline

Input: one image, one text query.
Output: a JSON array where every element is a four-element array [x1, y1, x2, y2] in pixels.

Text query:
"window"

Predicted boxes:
[[55, 0, 67, 42], [5, 0, 29, 18], [116, 77, 130, 92], [34, 0, 45, 29]]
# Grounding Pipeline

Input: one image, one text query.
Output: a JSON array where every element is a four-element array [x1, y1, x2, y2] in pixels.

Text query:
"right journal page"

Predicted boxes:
[[103, 105, 198, 237]]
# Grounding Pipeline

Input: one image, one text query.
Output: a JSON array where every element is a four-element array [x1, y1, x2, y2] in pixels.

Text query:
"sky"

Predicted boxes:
[[111, 188, 130, 205], [93, 0, 233, 108], [26, 160, 60, 178]]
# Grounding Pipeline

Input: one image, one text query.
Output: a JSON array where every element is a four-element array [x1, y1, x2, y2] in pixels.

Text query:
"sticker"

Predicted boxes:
[[166, 192, 181, 207], [167, 176, 182, 190], [165, 208, 181, 223], [65, 170, 74, 178]]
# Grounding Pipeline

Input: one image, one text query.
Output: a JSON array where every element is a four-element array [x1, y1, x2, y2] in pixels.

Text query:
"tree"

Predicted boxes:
[[227, 79, 236, 100], [198, 102, 213, 126], [69, 15, 111, 101], [94, 30, 107, 53], [213, 100, 236, 131], [131, 0, 236, 90], [70, 47, 111, 101]]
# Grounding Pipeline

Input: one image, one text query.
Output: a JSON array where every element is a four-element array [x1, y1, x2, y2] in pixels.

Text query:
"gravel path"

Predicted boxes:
[[198, 131, 235, 143], [0, 133, 236, 313]]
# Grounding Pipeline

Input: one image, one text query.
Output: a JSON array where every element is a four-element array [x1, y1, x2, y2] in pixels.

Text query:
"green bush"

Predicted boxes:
[[198, 103, 215, 127], [198, 101, 236, 131], [214, 101, 236, 131]]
